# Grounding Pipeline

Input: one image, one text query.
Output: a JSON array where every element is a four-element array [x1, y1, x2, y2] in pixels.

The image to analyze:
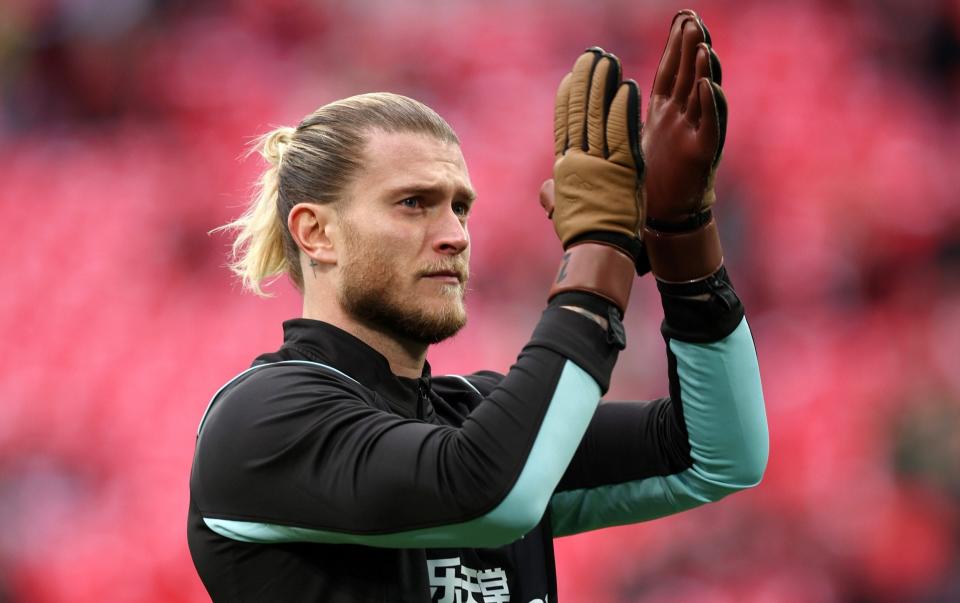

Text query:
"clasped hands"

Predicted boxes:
[[544, 9, 728, 304]]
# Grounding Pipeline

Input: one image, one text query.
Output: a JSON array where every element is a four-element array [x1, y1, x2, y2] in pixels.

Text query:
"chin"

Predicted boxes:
[[341, 278, 468, 345], [414, 303, 467, 344]]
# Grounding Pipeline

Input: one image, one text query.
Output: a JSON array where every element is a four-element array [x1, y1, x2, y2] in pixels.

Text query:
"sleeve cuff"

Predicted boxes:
[[526, 305, 621, 393], [657, 266, 745, 343]]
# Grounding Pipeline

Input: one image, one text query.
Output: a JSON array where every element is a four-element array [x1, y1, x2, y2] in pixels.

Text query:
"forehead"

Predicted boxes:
[[354, 131, 472, 196]]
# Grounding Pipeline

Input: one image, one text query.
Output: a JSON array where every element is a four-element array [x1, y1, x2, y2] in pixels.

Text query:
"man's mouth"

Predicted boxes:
[[421, 269, 464, 284]]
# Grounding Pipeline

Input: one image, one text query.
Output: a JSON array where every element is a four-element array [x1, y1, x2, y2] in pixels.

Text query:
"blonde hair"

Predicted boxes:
[[216, 92, 459, 296]]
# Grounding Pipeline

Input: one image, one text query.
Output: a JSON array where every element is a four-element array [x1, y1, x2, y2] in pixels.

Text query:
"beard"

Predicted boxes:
[[337, 221, 468, 345]]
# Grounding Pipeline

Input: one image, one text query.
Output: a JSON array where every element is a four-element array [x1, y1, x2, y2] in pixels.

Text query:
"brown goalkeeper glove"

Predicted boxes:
[[544, 48, 645, 315], [642, 10, 728, 283]]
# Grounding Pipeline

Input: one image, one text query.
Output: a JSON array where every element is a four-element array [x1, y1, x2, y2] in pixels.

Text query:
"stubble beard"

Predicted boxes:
[[337, 223, 468, 346]]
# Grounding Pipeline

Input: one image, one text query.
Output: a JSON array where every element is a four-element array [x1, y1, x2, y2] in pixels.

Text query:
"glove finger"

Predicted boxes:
[[554, 72, 573, 157], [606, 79, 642, 174], [694, 44, 726, 159], [566, 49, 603, 154], [673, 17, 706, 104], [695, 78, 720, 161], [651, 9, 698, 98], [586, 53, 622, 157], [686, 76, 703, 126], [694, 43, 712, 83], [707, 45, 722, 85], [712, 80, 728, 164], [699, 15, 713, 46], [694, 15, 723, 84]]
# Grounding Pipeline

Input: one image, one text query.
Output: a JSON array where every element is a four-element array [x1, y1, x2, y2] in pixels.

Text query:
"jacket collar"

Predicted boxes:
[[271, 318, 433, 419]]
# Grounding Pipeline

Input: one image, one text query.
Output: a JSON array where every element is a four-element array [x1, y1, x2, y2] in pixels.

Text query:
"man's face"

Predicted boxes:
[[335, 131, 474, 345]]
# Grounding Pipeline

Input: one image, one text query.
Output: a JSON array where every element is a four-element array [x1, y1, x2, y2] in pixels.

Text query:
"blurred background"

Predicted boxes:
[[1, 0, 959, 601]]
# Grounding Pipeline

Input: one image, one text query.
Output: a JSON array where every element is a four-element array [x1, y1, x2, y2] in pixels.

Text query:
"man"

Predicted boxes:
[[189, 10, 768, 602]]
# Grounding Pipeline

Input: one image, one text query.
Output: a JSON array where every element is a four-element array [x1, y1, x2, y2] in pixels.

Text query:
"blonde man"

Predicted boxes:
[[189, 11, 767, 602]]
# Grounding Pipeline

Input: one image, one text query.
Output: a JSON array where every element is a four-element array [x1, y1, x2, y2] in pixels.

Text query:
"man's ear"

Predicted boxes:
[[288, 202, 338, 266]]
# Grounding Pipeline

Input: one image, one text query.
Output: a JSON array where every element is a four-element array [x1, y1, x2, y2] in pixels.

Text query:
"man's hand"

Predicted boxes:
[[544, 48, 645, 316], [642, 10, 728, 282], [549, 48, 644, 258]]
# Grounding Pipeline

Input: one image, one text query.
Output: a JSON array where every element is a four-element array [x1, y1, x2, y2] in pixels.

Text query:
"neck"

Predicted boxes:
[[302, 299, 428, 379]]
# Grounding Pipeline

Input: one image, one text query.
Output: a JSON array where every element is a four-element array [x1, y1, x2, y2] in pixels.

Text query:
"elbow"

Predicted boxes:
[[481, 502, 546, 547], [724, 445, 770, 498], [739, 440, 769, 488], [721, 451, 767, 496], [470, 490, 548, 548], [692, 435, 770, 503], [733, 407, 770, 489], [713, 390, 770, 495]]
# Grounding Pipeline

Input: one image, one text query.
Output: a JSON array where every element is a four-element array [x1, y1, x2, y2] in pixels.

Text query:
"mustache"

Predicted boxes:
[[417, 260, 469, 283]]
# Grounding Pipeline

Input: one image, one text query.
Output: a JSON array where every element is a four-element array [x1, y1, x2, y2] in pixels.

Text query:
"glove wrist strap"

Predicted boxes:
[[548, 242, 635, 314], [643, 215, 723, 283], [566, 231, 648, 275]]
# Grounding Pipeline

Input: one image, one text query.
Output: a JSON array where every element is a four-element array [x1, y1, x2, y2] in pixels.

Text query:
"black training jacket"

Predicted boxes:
[[188, 269, 768, 602]]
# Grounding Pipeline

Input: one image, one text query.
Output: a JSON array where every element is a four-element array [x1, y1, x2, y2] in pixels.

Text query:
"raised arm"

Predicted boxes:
[[551, 268, 768, 536], [549, 10, 768, 537]]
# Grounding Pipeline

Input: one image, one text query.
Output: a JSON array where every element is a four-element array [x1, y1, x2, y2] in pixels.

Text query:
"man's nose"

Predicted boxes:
[[432, 208, 469, 255]]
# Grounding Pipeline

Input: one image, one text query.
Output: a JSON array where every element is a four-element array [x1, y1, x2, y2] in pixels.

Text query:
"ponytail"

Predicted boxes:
[[214, 127, 295, 296]]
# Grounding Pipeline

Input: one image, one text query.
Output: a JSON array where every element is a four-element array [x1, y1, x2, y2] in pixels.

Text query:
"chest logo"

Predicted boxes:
[[427, 556, 510, 602]]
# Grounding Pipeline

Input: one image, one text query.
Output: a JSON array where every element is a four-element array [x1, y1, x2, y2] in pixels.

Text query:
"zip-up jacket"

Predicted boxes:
[[188, 267, 768, 602]]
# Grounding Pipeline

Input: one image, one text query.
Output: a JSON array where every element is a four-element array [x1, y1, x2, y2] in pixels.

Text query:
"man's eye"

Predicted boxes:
[[399, 197, 421, 209], [453, 202, 470, 217]]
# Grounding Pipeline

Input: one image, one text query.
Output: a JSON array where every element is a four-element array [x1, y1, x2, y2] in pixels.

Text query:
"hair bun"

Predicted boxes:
[[260, 126, 297, 165]]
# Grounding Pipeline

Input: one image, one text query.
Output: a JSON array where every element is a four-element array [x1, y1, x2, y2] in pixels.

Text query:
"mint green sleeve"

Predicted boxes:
[[550, 317, 769, 537]]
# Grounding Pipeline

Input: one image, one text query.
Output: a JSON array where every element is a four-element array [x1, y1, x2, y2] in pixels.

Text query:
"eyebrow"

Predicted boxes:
[[384, 184, 477, 202]]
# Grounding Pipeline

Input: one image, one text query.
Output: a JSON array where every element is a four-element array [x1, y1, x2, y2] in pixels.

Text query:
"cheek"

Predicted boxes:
[[382, 226, 430, 261], [346, 213, 428, 270], [351, 217, 407, 253], [380, 236, 422, 268], [372, 236, 422, 284]]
